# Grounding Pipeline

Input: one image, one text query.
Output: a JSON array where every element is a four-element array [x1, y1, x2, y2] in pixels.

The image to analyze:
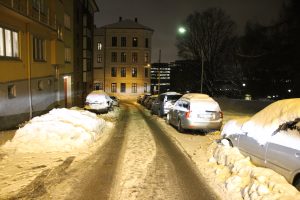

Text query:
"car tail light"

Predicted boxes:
[[219, 111, 223, 118], [185, 110, 191, 119]]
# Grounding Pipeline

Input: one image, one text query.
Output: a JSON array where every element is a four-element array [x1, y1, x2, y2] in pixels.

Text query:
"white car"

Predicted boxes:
[[167, 93, 223, 132], [221, 98, 300, 189], [84, 90, 113, 113]]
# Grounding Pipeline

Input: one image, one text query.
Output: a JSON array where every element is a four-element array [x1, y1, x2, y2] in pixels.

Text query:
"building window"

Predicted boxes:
[[94, 82, 103, 90], [112, 36, 117, 47], [145, 68, 149, 78], [121, 67, 126, 77], [111, 83, 117, 93], [97, 42, 102, 50], [144, 53, 149, 63], [121, 83, 126, 93], [97, 54, 102, 63], [32, 0, 47, 14], [132, 52, 138, 63], [33, 37, 45, 61], [64, 13, 71, 29], [57, 24, 63, 40], [8, 85, 16, 99], [65, 47, 71, 63], [145, 38, 149, 48], [121, 52, 126, 62], [132, 37, 138, 47], [0, 27, 19, 58], [121, 37, 126, 47], [144, 83, 147, 93], [111, 67, 117, 77], [111, 52, 117, 62], [132, 67, 137, 77], [132, 83, 137, 93]]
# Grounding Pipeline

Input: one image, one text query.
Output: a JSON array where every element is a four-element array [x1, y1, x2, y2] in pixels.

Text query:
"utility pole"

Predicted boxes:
[[200, 49, 204, 93], [158, 49, 161, 94]]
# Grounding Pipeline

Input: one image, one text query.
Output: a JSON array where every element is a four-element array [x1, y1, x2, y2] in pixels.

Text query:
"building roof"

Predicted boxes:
[[102, 19, 154, 32]]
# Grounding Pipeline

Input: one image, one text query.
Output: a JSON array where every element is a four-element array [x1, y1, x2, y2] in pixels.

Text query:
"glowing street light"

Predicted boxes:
[[178, 27, 186, 34]]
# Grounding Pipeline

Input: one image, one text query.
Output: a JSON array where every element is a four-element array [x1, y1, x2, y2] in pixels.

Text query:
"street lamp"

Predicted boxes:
[[178, 26, 204, 93]]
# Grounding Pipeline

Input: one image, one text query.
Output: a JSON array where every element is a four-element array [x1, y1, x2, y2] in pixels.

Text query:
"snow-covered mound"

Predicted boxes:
[[209, 141, 300, 200], [2, 108, 105, 153]]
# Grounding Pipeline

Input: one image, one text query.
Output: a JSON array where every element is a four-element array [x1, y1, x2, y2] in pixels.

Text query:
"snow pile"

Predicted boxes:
[[209, 141, 300, 199], [1, 108, 105, 153], [242, 98, 300, 144]]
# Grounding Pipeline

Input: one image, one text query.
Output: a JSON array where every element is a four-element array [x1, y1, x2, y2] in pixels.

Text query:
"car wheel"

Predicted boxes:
[[177, 119, 184, 133], [293, 176, 300, 191]]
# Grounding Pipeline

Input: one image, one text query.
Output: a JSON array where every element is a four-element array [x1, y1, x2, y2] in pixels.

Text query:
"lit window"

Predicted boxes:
[[111, 83, 117, 93], [132, 83, 137, 93], [8, 85, 16, 99], [97, 54, 102, 63], [132, 37, 138, 47], [97, 42, 102, 50], [0, 28, 3, 56], [0, 27, 18, 57], [132, 67, 137, 77]]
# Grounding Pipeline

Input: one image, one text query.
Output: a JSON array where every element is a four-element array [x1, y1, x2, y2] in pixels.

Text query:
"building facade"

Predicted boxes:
[[150, 62, 171, 94], [93, 17, 153, 98], [0, 0, 98, 130]]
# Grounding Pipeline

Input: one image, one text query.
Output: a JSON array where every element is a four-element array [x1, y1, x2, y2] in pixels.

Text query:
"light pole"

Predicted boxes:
[[178, 26, 204, 93]]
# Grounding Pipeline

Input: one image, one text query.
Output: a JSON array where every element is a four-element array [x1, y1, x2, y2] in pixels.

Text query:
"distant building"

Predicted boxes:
[[0, 0, 98, 130], [151, 63, 171, 94], [93, 17, 154, 98]]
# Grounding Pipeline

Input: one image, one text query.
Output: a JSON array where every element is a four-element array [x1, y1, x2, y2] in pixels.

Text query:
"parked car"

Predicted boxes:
[[141, 93, 151, 106], [166, 93, 223, 132], [151, 92, 182, 117], [84, 90, 113, 113], [110, 96, 120, 107], [137, 93, 151, 104], [145, 95, 158, 110], [221, 98, 300, 190]]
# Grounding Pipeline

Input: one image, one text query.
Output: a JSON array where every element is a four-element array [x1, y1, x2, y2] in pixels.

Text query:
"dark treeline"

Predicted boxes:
[[176, 0, 299, 99]]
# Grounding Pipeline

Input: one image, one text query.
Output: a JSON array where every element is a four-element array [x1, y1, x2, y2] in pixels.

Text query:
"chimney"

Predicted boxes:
[[119, 16, 122, 22], [134, 17, 138, 23]]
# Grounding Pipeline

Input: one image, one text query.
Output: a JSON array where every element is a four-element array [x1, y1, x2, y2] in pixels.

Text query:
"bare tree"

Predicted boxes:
[[176, 8, 238, 95]]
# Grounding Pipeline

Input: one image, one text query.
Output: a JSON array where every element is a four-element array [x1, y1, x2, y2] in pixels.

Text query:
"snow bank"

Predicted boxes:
[[209, 141, 300, 199], [1, 108, 105, 153]]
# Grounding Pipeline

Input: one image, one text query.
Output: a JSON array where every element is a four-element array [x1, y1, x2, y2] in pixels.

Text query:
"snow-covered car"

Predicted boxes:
[[84, 90, 113, 113], [166, 93, 223, 133], [221, 98, 300, 190], [151, 92, 182, 117], [110, 96, 119, 107]]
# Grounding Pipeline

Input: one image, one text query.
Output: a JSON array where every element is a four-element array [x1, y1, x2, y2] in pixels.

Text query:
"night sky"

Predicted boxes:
[[94, 0, 284, 63]]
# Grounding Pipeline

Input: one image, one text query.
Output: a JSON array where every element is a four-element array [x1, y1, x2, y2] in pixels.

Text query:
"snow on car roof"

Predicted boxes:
[[161, 91, 182, 95], [242, 98, 300, 144], [181, 93, 210, 100]]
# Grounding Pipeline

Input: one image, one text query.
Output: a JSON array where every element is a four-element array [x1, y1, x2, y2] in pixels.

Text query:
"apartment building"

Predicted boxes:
[[0, 0, 98, 130], [151, 62, 171, 94], [94, 17, 154, 98]]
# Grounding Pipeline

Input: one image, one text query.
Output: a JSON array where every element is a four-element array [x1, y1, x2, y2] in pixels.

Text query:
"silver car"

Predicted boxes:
[[221, 98, 300, 190], [151, 92, 182, 117], [167, 93, 223, 133]]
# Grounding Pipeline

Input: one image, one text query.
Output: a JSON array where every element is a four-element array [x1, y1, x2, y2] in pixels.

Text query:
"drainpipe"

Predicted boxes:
[[26, 24, 33, 119]]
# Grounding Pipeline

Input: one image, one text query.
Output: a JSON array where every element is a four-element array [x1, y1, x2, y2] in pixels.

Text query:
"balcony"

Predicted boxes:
[[0, 0, 56, 29]]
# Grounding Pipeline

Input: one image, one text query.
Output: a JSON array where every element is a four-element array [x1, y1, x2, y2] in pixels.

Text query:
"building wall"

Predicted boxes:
[[0, 0, 74, 130], [94, 25, 153, 98]]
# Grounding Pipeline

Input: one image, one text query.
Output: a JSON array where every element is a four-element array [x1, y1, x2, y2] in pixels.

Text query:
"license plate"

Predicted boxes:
[[197, 113, 214, 119]]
